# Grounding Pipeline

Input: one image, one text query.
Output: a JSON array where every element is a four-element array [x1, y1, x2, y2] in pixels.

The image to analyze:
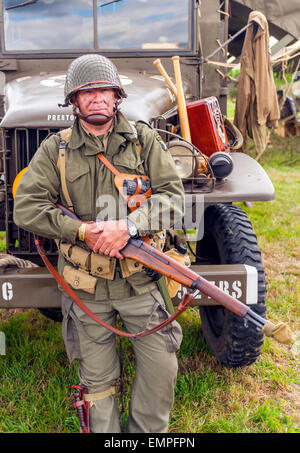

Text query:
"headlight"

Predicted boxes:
[[208, 152, 233, 179], [168, 140, 208, 179]]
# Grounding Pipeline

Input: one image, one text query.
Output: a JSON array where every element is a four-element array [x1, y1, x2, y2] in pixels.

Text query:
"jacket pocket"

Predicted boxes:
[[113, 154, 145, 175], [66, 162, 90, 182], [65, 163, 91, 216]]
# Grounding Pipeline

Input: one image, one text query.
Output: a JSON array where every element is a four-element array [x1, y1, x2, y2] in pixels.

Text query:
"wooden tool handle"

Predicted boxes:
[[153, 58, 177, 97], [172, 56, 191, 142]]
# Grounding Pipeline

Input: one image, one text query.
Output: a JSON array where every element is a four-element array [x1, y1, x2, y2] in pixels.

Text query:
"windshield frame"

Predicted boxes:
[[0, 0, 196, 57]]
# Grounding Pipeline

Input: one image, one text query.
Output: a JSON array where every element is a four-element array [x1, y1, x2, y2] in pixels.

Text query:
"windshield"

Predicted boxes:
[[2, 0, 190, 52]]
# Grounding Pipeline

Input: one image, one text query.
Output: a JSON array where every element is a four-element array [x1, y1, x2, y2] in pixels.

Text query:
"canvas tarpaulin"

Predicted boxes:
[[233, 0, 300, 39]]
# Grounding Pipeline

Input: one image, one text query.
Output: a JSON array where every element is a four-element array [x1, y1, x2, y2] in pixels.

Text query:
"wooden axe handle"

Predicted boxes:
[[153, 58, 177, 97], [172, 56, 191, 142]]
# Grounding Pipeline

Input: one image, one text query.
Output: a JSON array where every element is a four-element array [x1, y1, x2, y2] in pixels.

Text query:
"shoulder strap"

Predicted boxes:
[[58, 127, 73, 144], [96, 152, 120, 176], [129, 122, 142, 158], [57, 128, 74, 212], [134, 140, 142, 158]]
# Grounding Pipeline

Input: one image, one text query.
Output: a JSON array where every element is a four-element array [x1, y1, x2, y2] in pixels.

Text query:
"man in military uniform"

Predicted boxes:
[[13, 54, 184, 433]]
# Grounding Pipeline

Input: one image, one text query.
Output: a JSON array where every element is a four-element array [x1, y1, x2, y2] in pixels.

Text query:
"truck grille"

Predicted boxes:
[[3, 128, 59, 264]]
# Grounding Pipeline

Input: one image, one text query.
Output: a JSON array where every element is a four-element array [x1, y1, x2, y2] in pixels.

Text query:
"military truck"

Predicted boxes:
[[0, 0, 278, 367]]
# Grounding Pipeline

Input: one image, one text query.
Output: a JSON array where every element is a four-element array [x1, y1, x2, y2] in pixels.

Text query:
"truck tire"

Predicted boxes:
[[39, 308, 63, 322], [196, 203, 266, 367]]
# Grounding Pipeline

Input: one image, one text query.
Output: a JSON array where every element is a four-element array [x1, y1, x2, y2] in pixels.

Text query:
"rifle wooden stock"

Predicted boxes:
[[56, 202, 261, 324]]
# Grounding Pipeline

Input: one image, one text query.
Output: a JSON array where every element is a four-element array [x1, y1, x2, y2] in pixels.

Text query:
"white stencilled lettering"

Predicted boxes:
[[2, 282, 13, 301], [176, 280, 244, 301], [232, 280, 242, 299]]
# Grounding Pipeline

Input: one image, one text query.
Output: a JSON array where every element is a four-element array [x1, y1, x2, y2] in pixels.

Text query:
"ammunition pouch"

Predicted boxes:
[[63, 266, 97, 295], [60, 241, 90, 271], [58, 230, 166, 293], [119, 257, 143, 278], [90, 253, 116, 280]]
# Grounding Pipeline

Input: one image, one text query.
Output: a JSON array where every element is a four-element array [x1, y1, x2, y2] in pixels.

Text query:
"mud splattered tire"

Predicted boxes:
[[196, 203, 266, 367]]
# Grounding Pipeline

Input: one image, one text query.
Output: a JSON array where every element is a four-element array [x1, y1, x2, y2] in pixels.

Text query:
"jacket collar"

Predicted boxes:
[[68, 112, 138, 156]]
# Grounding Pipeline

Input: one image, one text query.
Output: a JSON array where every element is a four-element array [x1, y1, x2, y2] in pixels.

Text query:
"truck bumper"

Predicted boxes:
[[0, 264, 257, 309]]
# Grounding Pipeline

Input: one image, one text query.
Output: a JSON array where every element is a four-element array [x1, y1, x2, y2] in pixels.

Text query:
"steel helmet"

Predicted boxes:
[[64, 54, 127, 105]]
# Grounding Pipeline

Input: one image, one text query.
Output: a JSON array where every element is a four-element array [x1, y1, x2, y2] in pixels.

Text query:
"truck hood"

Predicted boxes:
[[0, 70, 178, 128]]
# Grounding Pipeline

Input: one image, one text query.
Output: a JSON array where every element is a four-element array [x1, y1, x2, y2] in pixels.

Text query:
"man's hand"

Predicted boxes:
[[83, 221, 102, 251], [88, 220, 130, 259]]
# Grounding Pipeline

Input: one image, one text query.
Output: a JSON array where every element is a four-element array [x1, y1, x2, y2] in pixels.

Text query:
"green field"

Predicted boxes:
[[0, 133, 299, 433]]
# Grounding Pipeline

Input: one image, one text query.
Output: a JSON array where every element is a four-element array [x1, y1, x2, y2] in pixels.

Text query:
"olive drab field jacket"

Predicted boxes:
[[13, 112, 184, 301], [234, 11, 280, 154]]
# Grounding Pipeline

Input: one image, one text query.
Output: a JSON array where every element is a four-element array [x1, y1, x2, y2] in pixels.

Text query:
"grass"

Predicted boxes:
[[227, 96, 236, 119], [0, 232, 5, 252], [0, 134, 299, 433]]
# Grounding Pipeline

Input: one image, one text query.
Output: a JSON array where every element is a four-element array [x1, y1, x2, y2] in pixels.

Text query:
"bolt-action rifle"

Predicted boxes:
[[35, 203, 292, 344]]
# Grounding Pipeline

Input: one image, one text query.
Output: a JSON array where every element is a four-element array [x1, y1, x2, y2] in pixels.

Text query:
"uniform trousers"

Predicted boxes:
[[61, 288, 182, 433]]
